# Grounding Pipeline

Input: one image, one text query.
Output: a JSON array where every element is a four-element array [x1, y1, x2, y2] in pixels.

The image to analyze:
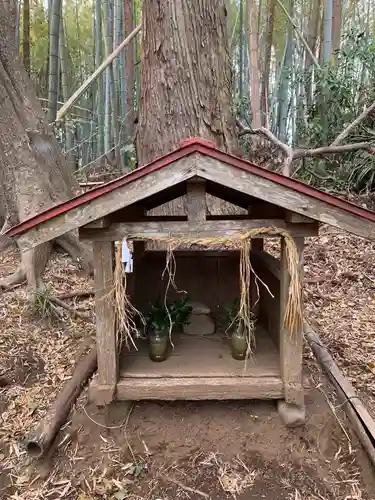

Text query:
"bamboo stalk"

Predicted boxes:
[[56, 23, 141, 123]]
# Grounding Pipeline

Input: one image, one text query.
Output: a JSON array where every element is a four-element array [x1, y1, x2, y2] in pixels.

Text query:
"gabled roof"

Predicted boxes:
[[6, 137, 375, 249]]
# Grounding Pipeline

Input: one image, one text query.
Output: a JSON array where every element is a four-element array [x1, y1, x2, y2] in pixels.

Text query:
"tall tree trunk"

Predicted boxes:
[[305, 1, 320, 107], [323, 0, 333, 65], [59, 10, 75, 170], [331, 0, 341, 63], [103, 0, 121, 167], [238, 0, 244, 114], [260, 0, 276, 127], [137, 0, 238, 166], [95, 0, 104, 160], [247, 0, 262, 128], [278, 0, 294, 144], [23, 0, 30, 75], [0, 0, 91, 289], [47, 0, 62, 123], [124, 0, 135, 141]]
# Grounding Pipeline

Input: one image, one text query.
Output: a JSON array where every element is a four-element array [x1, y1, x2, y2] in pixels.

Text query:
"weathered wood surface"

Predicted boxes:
[[197, 156, 375, 240], [251, 248, 281, 279], [79, 220, 319, 241], [120, 329, 280, 378], [279, 237, 304, 406], [90, 376, 284, 401], [93, 240, 117, 404], [26, 348, 97, 457], [16, 156, 198, 251], [252, 252, 281, 349], [186, 180, 206, 221]]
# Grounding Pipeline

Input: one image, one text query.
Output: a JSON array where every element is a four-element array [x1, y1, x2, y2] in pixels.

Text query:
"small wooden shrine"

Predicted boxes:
[[7, 137, 375, 427]]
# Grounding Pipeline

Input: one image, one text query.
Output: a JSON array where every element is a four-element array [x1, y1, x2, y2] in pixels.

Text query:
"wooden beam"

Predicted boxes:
[[197, 156, 375, 240], [285, 210, 315, 224], [90, 376, 285, 401], [84, 216, 111, 229], [79, 220, 319, 241], [279, 237, 304, 406], [186, 180, 206, 221], [93, 240, 117, 405], [16, 156, 198, 252]]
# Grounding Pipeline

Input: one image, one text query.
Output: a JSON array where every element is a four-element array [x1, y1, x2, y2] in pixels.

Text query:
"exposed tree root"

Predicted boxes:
[[0, 266, 26, 289], [0, 234, 92, 293], [56, 233, 93, 275]]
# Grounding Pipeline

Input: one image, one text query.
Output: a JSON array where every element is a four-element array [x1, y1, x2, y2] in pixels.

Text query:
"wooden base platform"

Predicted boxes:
[[89, 328, 286, 402]]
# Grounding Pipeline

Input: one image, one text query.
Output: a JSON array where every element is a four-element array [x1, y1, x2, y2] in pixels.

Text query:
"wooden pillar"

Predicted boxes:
[[186, 180, 206, 221], [93, 240, 118, 405], [279, 236, 304, 407], [250, 235, 264, 313]]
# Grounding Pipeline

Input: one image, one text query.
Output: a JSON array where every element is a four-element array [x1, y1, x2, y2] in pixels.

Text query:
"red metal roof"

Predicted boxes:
[[6, 137, 375, 237]]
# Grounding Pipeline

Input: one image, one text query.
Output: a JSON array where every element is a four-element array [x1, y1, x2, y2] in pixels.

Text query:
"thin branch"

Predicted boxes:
[[56, 23, 141, 123], [164, 477, 210, 499], [237, 120, 293, 175], [331, 101, 375, 146], [276, 0, 321, 70], [50, 297, 92, 319], [293, 142, 375, 159], [237, 120, 374, 173]]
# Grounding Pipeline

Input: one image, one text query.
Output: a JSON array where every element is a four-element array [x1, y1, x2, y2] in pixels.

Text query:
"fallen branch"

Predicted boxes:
[[25, 347, 97, 458], [50, 296, 92, 319], [331, 100, 375, 146], [237, 120, 374, 175], [56, 23, 141, 123], [304, 323, 375, 467], [293, 142, 375, 159], [56, 290, 94, 300]]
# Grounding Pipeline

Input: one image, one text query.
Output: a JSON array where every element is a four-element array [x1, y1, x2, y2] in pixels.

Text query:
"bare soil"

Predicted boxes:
[[0, 223, 375, 499]]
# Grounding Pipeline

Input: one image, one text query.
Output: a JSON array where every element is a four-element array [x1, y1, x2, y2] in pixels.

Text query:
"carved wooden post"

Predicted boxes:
[[278, 236, 305, 426], [93, 240, 118, 404]]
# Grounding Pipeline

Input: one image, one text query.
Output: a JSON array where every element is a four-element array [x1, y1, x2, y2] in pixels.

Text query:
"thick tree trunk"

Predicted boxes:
[[0, 0, 91, 289], [137, 0, 238, 166]]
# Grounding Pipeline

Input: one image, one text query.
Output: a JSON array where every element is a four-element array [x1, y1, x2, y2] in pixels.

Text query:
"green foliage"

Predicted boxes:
[[296, 28, 375, 193], [218, 299, 241, 334], [145, 297, 192, 336], [29, 286, 57, 319], [168, 297, 192, 328]]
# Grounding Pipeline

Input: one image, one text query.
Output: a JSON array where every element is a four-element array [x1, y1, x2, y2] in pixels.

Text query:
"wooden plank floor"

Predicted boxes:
[[89, 328, 285, 402], [120, 327, 280, 379]]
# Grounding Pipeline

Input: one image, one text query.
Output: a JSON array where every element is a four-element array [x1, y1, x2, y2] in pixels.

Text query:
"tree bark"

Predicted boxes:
[[137, 0, 238, 166], [331, 0, 341, 63], [22, 0, 30, 75], [260, 0, 275, 127], [0, 0, 91, 289], [124, 0, 135, 140]]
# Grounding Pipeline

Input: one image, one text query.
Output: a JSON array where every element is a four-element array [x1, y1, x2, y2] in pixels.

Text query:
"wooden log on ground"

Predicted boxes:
[[25, 347, 97, 458], [304, 323, 375, 467]]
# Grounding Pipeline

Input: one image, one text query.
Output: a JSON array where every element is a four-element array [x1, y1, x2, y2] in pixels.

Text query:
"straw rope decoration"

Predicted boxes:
[[112, 227, 303, 356]]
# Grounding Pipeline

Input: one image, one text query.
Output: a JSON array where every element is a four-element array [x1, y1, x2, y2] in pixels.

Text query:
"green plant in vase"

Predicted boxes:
[[145, 301, 172, 362], [219, 300, 255, 361], [169, 296, 192, 330]]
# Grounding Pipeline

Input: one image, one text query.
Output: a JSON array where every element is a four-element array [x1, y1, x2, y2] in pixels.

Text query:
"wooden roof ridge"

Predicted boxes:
[[6, 136, 375, 238]]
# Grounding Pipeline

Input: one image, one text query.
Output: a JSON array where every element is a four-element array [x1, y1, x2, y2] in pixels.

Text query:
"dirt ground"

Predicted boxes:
[[0, 222, 375, 499]]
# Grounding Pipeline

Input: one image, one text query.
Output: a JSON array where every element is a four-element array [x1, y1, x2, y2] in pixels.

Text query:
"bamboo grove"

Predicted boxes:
[[17, 0, 375, 191]]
